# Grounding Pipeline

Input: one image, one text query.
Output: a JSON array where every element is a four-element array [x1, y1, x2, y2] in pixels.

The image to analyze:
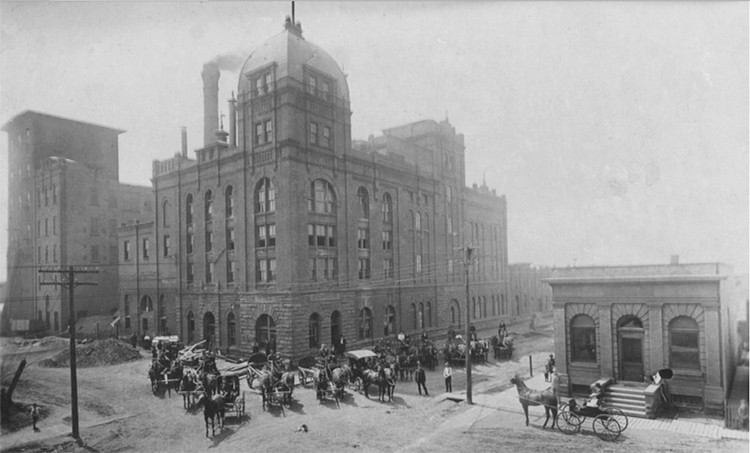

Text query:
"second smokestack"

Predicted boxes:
[[202, 62, 220, 147]]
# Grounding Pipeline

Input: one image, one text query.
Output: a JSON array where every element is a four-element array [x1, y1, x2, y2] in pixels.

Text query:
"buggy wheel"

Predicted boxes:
[[593, 415, 621, 441], [556, 410, 581, 435], [602, 407, 628, 432]]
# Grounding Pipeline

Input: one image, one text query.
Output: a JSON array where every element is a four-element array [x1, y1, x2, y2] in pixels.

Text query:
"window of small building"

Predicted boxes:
[[570, 314, 597, 363], [669, 316, 700, 370]]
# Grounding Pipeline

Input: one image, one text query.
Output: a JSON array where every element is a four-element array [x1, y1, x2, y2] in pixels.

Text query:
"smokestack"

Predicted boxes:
[[202, 62, 220, 147], [228, 94, 237, 148], [181, 127, 188, 158]]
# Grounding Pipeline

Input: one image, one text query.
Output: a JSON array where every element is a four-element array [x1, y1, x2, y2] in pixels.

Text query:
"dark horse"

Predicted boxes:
[[360, 366, 396, 402], [510, 374, 557, 428], [197, 393, 226, 438]]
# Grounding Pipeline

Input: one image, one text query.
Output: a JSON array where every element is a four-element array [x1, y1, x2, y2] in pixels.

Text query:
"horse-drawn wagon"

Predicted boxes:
[[556, 399, 628, 441], [248, 365, 295, 411], [491, 335, 514, 361]]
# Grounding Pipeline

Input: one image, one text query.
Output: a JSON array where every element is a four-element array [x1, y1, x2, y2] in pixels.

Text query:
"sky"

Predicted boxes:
[[0, 1, 748, 281]]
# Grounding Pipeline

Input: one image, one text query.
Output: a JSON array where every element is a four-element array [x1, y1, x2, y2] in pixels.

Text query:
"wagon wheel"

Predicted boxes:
[[601, 407, 628, 432], [556, 405, 582, 435], [593, 415, 621, 441]]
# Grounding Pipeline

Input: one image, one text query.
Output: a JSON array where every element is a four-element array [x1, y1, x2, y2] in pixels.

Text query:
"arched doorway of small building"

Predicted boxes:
[[617, 315, 645, 381], [255, 314, 277, 352], [203, 312, 216, 350]]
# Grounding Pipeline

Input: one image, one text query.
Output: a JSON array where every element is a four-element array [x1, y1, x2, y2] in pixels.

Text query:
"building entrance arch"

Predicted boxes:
[[617, 315, 644, 381]]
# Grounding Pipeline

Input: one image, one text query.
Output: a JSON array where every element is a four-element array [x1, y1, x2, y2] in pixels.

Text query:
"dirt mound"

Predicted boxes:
[[39, 338, 140, 368]]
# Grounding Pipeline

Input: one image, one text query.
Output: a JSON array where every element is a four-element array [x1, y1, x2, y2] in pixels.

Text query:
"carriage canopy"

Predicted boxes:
[[345, 349, 378, 360]]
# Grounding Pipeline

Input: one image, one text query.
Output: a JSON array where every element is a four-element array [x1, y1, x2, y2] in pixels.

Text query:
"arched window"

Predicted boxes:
[[411, 303, 418, 330], [423, 213, 429, 232], [384, 305, 396, 336], [255, 178, 275, 213], [446, 185, 452, 203], [162, 199, 170, 227], [450, 299, 461, 327], [45, 295, 50, 329], [186, 194, 194, 225], [330, 311, 341, 345], [225, 185, 234, 218], [669, 316, 700, 370], [358, 307, 373, 340], [415, 212, 421, 230], [187, 311, 195, 343], [309, 313, 321, 348], [141, 295, 153, 312], [570, 314, 596, 363], [255, 314, 276, 348], [382, 192, 393, 222], [357, 187, 369, 219], [227, 313, 236, 346], [472, 297, 477, 319], [491, 295, 496, 316], [203, 312, 216, 344], [204, 190, 213, 221], [310, 179, 336, 214], [482, 296, 487, 318], [419, 302, 424, 329]]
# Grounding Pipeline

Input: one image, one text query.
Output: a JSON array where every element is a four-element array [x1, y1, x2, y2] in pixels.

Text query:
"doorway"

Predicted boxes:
[[617, 316, 644, 381]]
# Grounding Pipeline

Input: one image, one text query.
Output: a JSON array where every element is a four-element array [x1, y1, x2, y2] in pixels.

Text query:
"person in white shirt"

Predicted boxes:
[[443, 362, 453, 393]]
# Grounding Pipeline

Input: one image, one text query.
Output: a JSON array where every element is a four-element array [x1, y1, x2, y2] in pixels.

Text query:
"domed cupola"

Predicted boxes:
[[235, 16, 352, 155], [238, 17, 350, 102]]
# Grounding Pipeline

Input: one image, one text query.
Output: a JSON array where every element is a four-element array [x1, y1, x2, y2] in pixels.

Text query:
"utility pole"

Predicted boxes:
[[464, 246, 474, 405], [39, 266, 98, 441]]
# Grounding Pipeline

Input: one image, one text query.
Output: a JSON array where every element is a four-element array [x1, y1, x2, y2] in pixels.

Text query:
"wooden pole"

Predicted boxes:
[[464, 246, 473, 405]]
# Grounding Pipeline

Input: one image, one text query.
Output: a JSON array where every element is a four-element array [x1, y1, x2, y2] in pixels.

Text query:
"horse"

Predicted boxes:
[[197, 393, 225, 438], [331, 366, 351, 399], [278, 371, 296, 405], [419, 344, 438, 371], [179, 368, 201, 409], [201, 371, 219, 397], [510, 374, 557, 428]]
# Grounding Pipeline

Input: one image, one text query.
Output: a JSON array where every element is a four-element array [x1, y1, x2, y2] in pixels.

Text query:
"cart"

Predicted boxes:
[[556, 400, 629, 441]]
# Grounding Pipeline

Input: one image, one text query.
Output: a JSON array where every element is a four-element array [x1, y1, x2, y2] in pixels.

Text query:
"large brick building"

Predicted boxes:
[[1, 112, 152, 334], [118, 18, 510, 357]]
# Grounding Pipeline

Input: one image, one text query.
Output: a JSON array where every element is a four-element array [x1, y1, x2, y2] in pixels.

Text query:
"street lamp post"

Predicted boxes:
[[464, 246, 474, 405]]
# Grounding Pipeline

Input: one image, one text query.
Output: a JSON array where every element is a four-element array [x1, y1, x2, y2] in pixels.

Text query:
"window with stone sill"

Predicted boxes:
[[570, 314, 597, 363]]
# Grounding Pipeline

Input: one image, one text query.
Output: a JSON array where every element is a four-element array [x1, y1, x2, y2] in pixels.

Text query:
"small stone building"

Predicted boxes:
[[546, 261, 738, 414]]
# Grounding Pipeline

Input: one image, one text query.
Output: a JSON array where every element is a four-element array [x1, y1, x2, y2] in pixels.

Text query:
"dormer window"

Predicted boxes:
[[307, 75, 317, 95]]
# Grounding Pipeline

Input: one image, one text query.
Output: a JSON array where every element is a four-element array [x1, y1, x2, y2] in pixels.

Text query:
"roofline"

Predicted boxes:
[[543, 274, 729, 285], [1, 110, 126, 134]]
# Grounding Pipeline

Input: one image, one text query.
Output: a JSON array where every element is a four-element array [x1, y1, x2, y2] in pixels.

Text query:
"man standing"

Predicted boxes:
[[415, 362, 428, 396], [130, 332, 138, 349], [443, 362, 453, 393], [545, 354, 555, 382], [30, 403, 40, 431]]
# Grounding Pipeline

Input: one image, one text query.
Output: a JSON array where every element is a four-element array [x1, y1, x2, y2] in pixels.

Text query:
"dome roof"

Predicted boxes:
[[238, 22, 349, 100]]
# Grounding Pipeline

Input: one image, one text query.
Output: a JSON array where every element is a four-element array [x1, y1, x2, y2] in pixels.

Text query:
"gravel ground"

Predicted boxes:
[[1, 322, 746, 453]]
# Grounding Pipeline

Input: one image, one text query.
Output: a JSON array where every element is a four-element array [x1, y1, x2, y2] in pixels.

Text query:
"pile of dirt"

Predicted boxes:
[[38, 338, 140, 368]]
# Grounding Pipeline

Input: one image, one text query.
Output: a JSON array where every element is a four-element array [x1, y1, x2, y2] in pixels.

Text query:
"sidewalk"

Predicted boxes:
[[435, 372, 748, 442]]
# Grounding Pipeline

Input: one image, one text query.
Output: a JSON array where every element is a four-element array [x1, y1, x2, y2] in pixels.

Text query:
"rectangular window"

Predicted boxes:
[[186, 232, 194, 255], [227, 260, 235, 283], [322, 126, 331, 148], [316, 224, 326, 247], [447, 216, 453, 234], [53, 244, 57, 262], [187, 262, 194, 284], [227, 228, 235, 251], [255, 77, 264, 96], [357, 228, 369, 249], [91, 245, 100, 263], [307, 75, 317, 94], [163, 235, 171, 257], [269, 259, 276, 281], [317, 258, 326, 280], [264, 120, 273, 143], [308, 224, 315, 246], [329, 258, 337, 279], [416, 254, 422, 274], [45, 188, 49, 206], [267, 224, 276, 247], [310, 122, 318, 145], [321, 80, 330, 99], [358, 258, 371, 279], [255, 122, 263, 145], [205, 230, 213, 252], [53, 216, 57, 235], [382, 231, 392, 250], [448, 259, 454, 274], [142, 238, 150, 259], [327, 225, 336, 247], [206, 262, 214, 283], [310, 258, 316, 280], [257, 259, 276, 282], [124, 240, 131, 261], [257, 225, 267, 248], [124, 316, 131, 329], [422, 193, 429, 205], [44, 218, 49, 237], [38, 220, 41, 238], [265, 73, 272, 92], [384, 259, 393, 279], [45, 245, 49, 263]]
